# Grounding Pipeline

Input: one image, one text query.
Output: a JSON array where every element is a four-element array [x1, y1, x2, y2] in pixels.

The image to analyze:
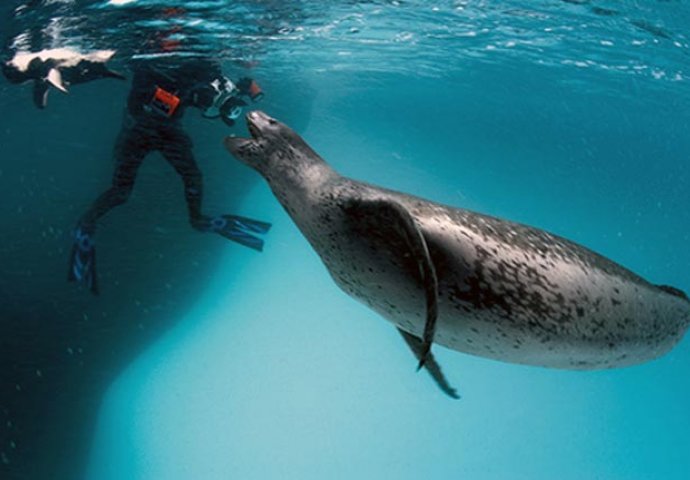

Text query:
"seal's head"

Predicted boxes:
[[224, 110, 317, 175]]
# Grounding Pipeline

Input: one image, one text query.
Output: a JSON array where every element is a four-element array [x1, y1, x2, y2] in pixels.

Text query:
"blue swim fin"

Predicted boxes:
[[210, 215, 271, 251], [67, 228, 98, 295]]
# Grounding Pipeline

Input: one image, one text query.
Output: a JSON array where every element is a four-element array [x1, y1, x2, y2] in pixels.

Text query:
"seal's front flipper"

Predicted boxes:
[[68, 228, 99, 295], [32, 68, 68, 109], [211, 214, 272, 252], [345, 198, 439, 369], [47, 68, 68, 92], [398, 328, 459, 399]]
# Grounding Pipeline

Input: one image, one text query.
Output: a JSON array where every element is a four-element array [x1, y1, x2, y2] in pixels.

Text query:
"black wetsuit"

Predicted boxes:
[[79, 57, 224, 232]]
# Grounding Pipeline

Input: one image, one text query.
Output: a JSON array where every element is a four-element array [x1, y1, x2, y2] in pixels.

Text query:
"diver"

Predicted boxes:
[[68, 56, 270, 294]]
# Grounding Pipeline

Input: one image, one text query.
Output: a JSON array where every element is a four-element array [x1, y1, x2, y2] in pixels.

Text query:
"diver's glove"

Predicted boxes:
[[67, 227, 99, 295]]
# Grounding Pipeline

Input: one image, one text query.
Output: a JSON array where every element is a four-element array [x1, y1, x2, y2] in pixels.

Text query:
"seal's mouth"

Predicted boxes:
[[247, 114, 262, 140], [224, 111, 260, 156], [224, 110, 276, 159]]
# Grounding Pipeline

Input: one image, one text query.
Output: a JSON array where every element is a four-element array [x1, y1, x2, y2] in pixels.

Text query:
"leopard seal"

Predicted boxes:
[[224, 110, 690, 398]]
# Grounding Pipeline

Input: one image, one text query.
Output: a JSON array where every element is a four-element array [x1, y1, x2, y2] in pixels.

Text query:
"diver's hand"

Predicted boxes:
[[236, 77, 263, 102]]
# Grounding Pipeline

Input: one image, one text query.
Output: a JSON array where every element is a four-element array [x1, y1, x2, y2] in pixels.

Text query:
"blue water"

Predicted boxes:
[[1, 1, 690, 479]]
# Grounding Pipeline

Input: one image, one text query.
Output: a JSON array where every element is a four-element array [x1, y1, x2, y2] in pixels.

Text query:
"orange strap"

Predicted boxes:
[[152, 87, 181, 117], [248, 80, 262, 98]]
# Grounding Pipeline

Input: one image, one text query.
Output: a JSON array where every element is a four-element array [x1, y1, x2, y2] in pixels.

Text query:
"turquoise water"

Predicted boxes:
[[1, 1, 690, 479]]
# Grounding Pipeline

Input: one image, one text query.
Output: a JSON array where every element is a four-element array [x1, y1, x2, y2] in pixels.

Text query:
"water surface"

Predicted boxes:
[[1, 1, 689, 479]]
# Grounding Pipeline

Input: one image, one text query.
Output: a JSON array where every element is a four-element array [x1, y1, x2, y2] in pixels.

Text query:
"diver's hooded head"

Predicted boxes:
[[224, 110, 323, 177]]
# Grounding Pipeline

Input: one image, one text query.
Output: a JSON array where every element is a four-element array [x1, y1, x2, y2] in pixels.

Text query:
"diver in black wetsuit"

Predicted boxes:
[[68, 57, 270, 294]]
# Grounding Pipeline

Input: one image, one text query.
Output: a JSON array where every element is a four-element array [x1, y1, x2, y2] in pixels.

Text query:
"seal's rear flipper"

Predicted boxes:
[[344, 198, 439, 368], [398, 328, 459, 399]]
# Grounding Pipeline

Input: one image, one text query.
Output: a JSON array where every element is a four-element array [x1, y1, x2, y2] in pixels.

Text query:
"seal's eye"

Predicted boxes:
[[268, 118, 277, 125]]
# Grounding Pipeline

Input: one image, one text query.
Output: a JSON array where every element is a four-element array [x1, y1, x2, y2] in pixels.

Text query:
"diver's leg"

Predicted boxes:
[[161, 128, 271, 251], [69, 122, 149, 294], [78, 125, 149, 232], [160, 129, 207, 229]]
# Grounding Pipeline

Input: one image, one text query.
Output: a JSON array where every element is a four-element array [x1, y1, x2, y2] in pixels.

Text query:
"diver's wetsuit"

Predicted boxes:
[[79, 57, 222, 232], [69, 57, 269, 294]]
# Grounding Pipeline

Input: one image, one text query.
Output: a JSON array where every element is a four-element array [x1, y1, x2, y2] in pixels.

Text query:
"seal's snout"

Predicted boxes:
[[247, 114, 262, 140], [245, 110, 277, 139], [247, 109, 271, 123], [226, 110, 287, 162], [224, 110, 266, 155], [246, 110, 265, 122]]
